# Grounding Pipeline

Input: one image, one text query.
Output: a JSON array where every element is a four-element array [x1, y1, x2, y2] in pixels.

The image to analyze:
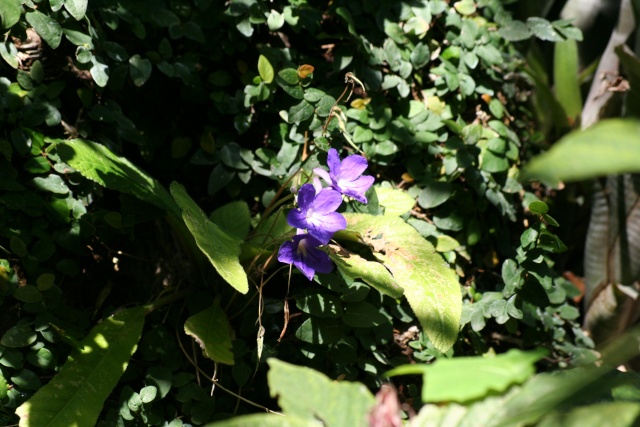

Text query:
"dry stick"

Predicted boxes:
[[175, 329, 284, 416]]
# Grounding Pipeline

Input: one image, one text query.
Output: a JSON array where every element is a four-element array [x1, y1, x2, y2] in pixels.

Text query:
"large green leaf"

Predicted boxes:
[[16, 306, 146, 427], [330, 249, 404, 298], [375, 186, 415, 216], [205, 414, 318, 427], [170, 182, 248, 293], [342, 213, 461, 352], [210, 201, 251, 241], [267, 358, 375, 427], [184, 299, 234, 365], [64, 0, 88, 20], [0, 0, 21, 30], [537, 402, 640, 427], [553, 39, 581, 123], [56, 139, 180, 215], [522, 119, 640, 183], [385, 348, 547, 403], [25, 11, 62, 49]]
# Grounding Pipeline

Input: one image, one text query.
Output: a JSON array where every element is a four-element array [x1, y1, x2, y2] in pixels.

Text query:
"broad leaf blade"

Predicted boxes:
[[0, 0, 21, 30], [210, 201, 251, 241], [385, 348, 547, 403], [205, 414, 319, 427], [343, 213, 461, 352], [184, 299, 234, 365], [170, 182, 248, 293], [267, 358, 375, 427], [56, 139, 180, 215], [16, 306, 146, 427], [64, 0, 88, 20], [553, 39, 581, 124], [522, 119, 640, 183], [375, 186, 415, 216], [330, 248, 404, 298]]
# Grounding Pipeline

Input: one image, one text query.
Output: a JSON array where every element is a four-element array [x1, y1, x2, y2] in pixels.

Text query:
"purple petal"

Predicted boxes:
[[313, 167, 332, 187], [310, 188, 343, 214], [307, 211, 346, 244], [340, 175, 375, 203], [327, 149, 341, 176], [277, 240, 297, 264], [303, 246, 333, 275], [338, 154, 369, 181], [287, 208, 309, 230], [294, 258, 316, 281], [296, 184, 316, 210]]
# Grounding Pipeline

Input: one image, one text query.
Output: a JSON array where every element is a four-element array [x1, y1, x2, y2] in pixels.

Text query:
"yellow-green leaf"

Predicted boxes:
[[16, 306, 146, 427], [343, 213, 461, 352]]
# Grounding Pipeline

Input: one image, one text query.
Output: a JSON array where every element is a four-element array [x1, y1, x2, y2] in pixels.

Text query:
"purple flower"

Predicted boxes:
[[314, 148, 375, 203], [287, 184, 346, 244], [278, 234, 333, 280]]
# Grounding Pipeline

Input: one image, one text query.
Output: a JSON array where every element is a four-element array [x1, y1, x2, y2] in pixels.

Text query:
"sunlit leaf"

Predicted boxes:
[[522, 119, 640, 183], [16, 306, 146, 427], [342, 214, 461, 352], [56, 139, 179, 214], [170, 182, 248, 293], [385, 348, 548, 403]]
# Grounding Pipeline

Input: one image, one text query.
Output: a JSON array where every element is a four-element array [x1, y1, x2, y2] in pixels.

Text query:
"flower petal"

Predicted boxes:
[[307, 211, 346, 244], [313, 167, 332, 187], [287, 208, 309, 230], [311, 188, 343, 214], [303, 246, 333, 275], [327, 148, 341, 176], [340, 175, 375, 203], [277, 240, 297, 264], [338, 154, 369, 181], [296, 184, 317, 210]]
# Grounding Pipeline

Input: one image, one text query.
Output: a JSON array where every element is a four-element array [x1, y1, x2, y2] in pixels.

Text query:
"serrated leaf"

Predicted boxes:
[[206, 413, 317, 427], [343, 213, 461, 352], [0, 0, 21, 30], [522, 119, 640, 183], [56, 139, 179, 214], [184, 299, 234, 365], [170, 182, 248, 293], [385, 348, 548, 403], [527, 17, 562, 42], [16, 306, 146, 427], [258, 55, 274, 84], [267, 359, 375, 426], [25, 11, 62, 49], [64, 0, 88, 20]]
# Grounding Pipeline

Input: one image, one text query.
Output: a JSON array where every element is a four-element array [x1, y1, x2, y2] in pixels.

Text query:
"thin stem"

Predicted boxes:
[[175, 329, 284, 415]]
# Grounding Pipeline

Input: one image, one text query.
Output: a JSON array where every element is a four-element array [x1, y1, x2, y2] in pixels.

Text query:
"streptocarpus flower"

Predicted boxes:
[[314, 148, 375, 203], [278, 234, 333, 280], [287, 184, 346, 244]]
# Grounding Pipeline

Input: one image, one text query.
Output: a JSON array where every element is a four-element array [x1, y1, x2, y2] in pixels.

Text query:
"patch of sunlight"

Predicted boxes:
[[93, 333, 109, 349]]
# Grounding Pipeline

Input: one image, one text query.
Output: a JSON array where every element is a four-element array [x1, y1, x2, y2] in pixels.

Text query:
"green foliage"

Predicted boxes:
[[340, 213, 462, 353], [523, 119, 640, 183], [0, 0, 604, 425], [385, 348, 548, 403], [184, 298, 234, 365], [16, 306, 146, 427]]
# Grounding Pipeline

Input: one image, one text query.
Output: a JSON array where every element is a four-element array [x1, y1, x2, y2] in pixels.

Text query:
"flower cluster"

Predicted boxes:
[[278, 149, 375, 280]]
